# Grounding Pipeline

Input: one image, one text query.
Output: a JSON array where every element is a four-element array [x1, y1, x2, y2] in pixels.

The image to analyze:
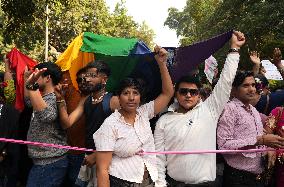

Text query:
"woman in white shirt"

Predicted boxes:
[[93, 46, 174, 187]]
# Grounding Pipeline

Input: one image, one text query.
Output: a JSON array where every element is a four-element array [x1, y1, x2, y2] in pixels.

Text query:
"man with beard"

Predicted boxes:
[[55, 60, 120, 186]]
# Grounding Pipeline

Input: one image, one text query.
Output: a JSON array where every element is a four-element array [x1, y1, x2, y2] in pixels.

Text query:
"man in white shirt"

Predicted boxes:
[[154, 31, 245, 187]]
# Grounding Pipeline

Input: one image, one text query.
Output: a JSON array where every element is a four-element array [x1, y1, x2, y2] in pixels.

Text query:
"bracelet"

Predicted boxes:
[[228, 48, 240, 53], [56, 100, 65, 103], [25, 83, 39, 91]]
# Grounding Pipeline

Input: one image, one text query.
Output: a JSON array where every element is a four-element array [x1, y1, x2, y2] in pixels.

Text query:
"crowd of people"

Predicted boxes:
[[1, 31, 284, 187]]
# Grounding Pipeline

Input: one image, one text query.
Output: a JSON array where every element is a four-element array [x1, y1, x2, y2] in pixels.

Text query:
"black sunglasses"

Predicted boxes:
[[178, 88, 199, 96]]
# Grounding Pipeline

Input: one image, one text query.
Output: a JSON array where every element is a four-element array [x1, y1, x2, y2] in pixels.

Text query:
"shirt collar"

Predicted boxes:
[[113, 109, 139, 124], [231, 97, 253, 112], [168, 100, 203, 113]]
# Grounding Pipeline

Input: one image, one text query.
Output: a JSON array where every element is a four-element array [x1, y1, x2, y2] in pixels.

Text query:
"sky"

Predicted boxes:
[[105, 0, 187, 47]]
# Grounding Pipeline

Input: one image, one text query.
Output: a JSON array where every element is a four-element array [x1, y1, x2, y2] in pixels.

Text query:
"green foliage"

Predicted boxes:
[[165, 0, 284, 72], [0, 0, 155, 62], [165, 0, 221, 46]]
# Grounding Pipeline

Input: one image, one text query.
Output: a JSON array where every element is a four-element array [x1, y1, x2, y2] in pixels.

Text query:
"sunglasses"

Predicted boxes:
[[178, 88, 199, 96]]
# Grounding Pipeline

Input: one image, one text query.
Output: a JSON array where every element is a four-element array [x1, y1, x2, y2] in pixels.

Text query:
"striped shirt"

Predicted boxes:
[[93, 101, 158, 183], [217, 98, 264, 174]]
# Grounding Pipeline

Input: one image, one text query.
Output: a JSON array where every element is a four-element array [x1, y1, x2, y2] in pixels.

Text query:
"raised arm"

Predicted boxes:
[[271, 48, 284, 78], [153, 46, 174, 115], [54, 83, 87, 129], [205, 31, 245, 121], [25, 68, 48, 111], [250, 51, 261, 76]]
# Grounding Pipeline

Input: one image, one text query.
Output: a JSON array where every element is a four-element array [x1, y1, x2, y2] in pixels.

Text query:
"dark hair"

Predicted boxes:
[[76, 67, 87, 78], [34, 62, 62, 85], [175, 75, 202, 92], [85, 60, 111, 77], [254, 74, 269, 87], [116, 77, 145, 100], [232, 70, 254, 88]]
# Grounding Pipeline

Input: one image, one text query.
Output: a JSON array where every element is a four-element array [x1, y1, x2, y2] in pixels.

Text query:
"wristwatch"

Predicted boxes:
[[228, 48, 240, 53], [26, 83, 39, 90]]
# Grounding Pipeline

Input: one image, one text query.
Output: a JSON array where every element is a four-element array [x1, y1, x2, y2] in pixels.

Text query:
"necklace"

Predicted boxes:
[[92, 92, 108, 103]]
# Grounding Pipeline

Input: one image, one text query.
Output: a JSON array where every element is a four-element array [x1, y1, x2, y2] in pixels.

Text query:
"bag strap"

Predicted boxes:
[[102, 93, 112, 115]]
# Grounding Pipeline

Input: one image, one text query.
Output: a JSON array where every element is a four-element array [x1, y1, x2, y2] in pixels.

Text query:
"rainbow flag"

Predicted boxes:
[[56, 31, 232, 101], [56, 32, 161, 101]]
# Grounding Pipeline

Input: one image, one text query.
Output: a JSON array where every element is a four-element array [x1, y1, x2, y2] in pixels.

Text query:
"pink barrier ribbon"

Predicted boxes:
[[0, 137, 283, 154]]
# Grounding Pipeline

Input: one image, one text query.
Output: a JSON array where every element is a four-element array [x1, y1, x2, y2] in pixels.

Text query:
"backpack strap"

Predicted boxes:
[[102, 93, 113, 115]]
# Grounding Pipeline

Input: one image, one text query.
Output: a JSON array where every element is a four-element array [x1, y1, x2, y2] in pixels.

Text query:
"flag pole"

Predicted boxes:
[[45, 4, 49, 62]]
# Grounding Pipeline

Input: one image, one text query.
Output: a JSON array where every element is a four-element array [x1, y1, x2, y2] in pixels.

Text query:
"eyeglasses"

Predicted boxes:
[[178, 88, 199, 96], [76, 73, 98, 83]]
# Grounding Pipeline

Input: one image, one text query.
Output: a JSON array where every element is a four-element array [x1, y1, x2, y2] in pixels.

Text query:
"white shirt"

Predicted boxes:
[[93, 101, 158, 183], [154, 53, 240, 186]]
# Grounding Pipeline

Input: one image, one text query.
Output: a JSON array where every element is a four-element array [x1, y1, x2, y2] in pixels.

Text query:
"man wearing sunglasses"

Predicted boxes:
[[154, 31, 245, 187]]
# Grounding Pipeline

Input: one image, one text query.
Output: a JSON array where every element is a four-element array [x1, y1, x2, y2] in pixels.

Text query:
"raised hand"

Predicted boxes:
[[24, 66, 33, 82], [54, 79, 68, 100], [154, 45, 168, 64], [231, 31, 245, 49], [250, 51, 261, 65], [25, 68, 47, 85], [271, 48, 282, 67]]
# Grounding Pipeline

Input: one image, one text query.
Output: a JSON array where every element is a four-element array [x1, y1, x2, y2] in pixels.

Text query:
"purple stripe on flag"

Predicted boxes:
[[172, 30, 233, 82]]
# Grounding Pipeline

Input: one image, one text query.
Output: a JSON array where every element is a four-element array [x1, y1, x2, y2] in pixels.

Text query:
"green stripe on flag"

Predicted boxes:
[[81, 32, 138, 56], [95, 54, 140, 92]]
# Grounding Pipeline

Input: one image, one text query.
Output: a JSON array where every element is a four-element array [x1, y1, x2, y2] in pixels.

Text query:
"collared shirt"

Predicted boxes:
[[93, 101, 158, 183], [217, 98, 264, 174], [154, 53, 240, 186]]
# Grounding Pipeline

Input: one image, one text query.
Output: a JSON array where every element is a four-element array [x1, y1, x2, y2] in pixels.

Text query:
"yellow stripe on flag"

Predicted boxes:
[[56, 33, 95, 90]]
